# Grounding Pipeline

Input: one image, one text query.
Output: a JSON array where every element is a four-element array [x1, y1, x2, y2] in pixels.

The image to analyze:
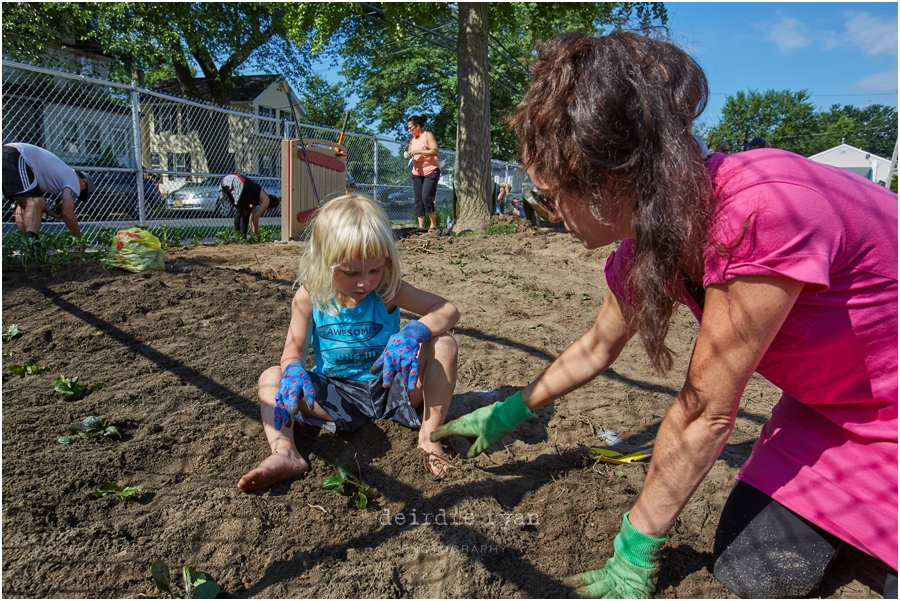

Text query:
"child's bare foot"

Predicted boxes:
[[418, 440, 455, 479], [238, 449, 309, 492]]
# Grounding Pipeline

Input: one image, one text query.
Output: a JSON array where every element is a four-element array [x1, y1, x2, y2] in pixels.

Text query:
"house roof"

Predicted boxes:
[[808, 143, 889, 163], [149, 75, 282, 103]]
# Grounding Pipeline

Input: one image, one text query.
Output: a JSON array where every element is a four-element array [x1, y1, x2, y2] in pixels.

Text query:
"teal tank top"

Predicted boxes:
[[310, 292, 400, 381]]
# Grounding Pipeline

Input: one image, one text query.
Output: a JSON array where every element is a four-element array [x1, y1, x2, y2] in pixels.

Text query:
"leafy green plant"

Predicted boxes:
[[52, 374, 104, 400], [322, 464, 379, 509], [3, 324, 21, 341], [58, 416, 121, 444], [151, 559, 221, 599], [93, 480, 143, 502], [213, 228, 233, 246], [8, 361, 50, 376], [485, 223, 517, 235]]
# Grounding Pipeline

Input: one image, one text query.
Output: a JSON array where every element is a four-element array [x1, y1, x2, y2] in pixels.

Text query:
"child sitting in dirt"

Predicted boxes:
[[238, 193, 459, 492]]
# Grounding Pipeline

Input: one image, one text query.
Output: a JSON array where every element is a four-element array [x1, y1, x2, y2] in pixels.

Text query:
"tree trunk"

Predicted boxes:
[[454, 3, 492, 233]]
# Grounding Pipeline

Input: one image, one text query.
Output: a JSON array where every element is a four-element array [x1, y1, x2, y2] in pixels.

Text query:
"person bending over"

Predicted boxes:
[[433, 31, 897, 599], [3, 142, 94, 241]]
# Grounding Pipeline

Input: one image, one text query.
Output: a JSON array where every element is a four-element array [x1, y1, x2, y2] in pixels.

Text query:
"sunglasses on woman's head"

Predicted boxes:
[[530, 190, 558, 214]]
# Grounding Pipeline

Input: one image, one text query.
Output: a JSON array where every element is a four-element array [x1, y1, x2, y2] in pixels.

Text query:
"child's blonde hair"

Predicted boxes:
[[297, 193, 402, 315]]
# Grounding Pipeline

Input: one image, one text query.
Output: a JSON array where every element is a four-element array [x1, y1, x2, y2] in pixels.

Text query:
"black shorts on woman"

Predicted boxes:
[[412, 170, 440, 217]]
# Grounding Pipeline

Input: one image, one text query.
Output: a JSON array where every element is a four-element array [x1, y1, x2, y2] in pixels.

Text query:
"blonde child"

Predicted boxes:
[[238, 194, 459, 491]]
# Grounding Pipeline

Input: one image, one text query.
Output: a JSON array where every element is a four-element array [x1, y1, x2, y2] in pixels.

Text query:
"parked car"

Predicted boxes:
[[1, 171, 159, 222], [80, 171, 163, 220], [165, 177, 281, 217]]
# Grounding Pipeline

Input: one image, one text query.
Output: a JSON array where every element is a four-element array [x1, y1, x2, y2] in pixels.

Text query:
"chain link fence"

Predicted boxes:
[[2, 60, 526, 237]]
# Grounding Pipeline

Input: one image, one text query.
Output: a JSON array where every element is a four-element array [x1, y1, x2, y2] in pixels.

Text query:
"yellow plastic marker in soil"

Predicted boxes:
[[590, 447, 653, 464]]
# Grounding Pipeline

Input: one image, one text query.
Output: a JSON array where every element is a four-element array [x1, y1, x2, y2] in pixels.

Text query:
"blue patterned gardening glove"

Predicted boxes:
[[272, 361, 317, 430], [566, 512, 667, 598], [370, 320, 432, 390], [430, 391, 533, 457]]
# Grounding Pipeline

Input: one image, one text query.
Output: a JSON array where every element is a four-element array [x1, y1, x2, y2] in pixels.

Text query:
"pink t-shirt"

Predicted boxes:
[[605, 149, 898, 568], [410, 132, 440, 176]]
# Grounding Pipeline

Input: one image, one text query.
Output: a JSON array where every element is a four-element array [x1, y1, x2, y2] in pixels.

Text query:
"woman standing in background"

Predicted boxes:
[[405, 115, 440, 233]]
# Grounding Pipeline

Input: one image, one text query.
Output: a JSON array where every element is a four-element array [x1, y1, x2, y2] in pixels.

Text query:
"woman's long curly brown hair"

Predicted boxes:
[[511, 31, 715, 374]]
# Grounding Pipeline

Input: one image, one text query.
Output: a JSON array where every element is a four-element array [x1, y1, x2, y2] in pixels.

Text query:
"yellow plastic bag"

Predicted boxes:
[[104, 228, 165, 273]]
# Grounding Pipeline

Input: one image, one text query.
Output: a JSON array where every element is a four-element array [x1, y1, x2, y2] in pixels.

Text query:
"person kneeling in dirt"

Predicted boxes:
[[238, 193, 459, 492], [219, 174, 280, 239], [432, 32, 897, 599], [3, 142, 95, 241]]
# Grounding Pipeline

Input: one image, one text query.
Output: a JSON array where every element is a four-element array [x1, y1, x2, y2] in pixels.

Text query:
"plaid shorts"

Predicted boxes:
[[295, 371, 422, 434]]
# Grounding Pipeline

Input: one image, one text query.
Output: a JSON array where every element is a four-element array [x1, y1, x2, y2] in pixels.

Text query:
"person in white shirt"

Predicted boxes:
[[3, 143, 94, 240]]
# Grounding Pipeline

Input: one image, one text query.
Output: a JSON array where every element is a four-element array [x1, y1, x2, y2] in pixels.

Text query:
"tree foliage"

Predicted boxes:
[[704, 90, 820, 156], [285, 3, 667, 160], [704, 90, 897, 159], [3, 2, 310, 102]]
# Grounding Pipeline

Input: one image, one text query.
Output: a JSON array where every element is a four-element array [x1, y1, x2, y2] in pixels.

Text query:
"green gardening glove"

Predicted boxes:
[[430, 391, 533, 457], [566, 512, 667, 598]]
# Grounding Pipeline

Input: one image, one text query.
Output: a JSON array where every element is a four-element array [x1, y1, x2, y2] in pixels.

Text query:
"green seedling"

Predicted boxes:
[[58, 416, 121, 444], [580, 294, 592, 301], [52, 374, 104, 400], [8, 361, 50, 376], [322, 464, 379, 509], [151, 559, 221, 599], [3, 324, 21, 341], [93, 480, 143, 502]]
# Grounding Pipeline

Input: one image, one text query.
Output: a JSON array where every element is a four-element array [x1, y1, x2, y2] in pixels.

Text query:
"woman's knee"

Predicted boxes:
[[712, 482, 838, 598]]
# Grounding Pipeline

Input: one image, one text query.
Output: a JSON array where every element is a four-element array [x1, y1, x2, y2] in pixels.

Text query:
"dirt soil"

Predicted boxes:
[[2, 216, 889, 598]]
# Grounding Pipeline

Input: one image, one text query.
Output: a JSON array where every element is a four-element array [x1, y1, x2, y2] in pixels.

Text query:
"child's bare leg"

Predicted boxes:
[[238, 366, 308, 492], [412, 334, 458, 474]]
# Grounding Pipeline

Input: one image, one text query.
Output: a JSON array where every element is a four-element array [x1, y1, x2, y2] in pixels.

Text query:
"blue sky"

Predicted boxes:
[[311, 3, 898, 129], [664, 2, 898, 127]]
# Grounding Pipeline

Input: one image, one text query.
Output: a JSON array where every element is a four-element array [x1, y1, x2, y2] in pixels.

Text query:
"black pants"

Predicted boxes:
[[412, 170, 440, 218], [234, 206, 252, 238], [713, 481, 897, 598]]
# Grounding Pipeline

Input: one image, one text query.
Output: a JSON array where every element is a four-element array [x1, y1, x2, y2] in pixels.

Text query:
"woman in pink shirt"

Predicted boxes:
[[432, 32, 897, 598], [405, 115, 441, 233]]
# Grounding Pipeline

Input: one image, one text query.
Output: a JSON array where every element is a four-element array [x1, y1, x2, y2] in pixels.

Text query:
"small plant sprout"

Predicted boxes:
[[58, 416, 122, 444], [8, 361, 50, 377], [93, 480, 143, 502], [322, 464, 379, 509], [3, 324, 21, 341], [52, 375, 104, 400], [151, 559, 221, 599]]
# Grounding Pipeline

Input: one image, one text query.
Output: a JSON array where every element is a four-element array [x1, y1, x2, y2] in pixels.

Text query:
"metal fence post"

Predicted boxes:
[[373, 137, 379, 199], [130, 84, 146, 224]]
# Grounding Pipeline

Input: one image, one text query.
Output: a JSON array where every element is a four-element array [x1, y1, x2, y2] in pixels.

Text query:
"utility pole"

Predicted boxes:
[[886, 136, 898, 190]]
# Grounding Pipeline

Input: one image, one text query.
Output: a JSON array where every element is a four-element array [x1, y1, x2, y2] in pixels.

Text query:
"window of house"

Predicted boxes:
[[154, 106, 177, 134], [280, 109, 294, 138], [83, 124, 102, 156], [258, 153, 278, 177], [149, 153, 161, 170], [61, 120, 80, 153], [78, 56, 94, 77], [258, 105, 277, 137], [167, 152, 192, 174], [181, 107, 198, 134]]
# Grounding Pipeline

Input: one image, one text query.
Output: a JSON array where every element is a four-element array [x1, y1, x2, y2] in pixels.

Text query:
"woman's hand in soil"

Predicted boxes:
[[273, 362, 316, 429], [430, 391, 533, 457], [566, 512, 665, 598], [371, 320, 432, 390]]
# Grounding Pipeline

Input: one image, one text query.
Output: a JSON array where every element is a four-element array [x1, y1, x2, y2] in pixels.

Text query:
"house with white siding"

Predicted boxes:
[[807, 143, 893, 185]]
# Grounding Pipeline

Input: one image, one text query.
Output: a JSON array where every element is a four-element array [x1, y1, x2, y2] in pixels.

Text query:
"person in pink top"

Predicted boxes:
[[432, 32, 897, 598], [405, 115, 441, 233]]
